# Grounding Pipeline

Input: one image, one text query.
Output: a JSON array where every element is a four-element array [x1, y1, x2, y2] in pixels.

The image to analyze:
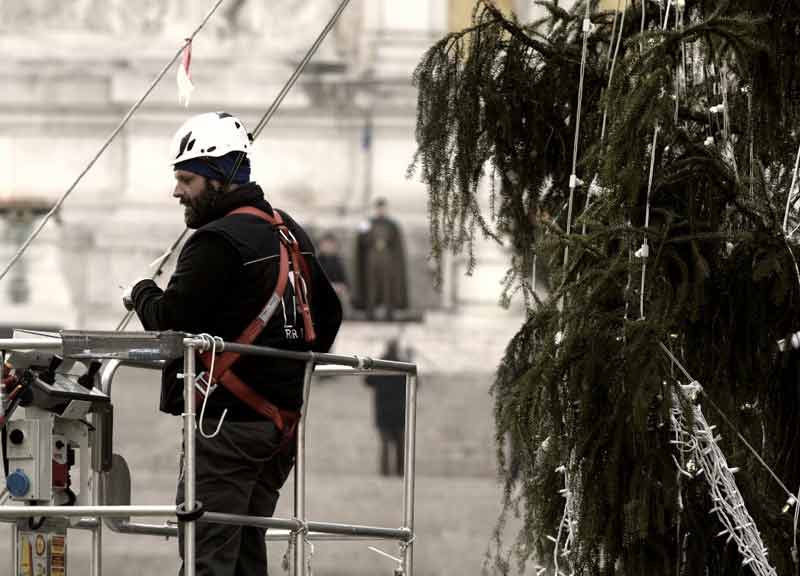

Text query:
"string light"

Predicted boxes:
[[550, 460, 577, 576], [671, 381, 777, 575]]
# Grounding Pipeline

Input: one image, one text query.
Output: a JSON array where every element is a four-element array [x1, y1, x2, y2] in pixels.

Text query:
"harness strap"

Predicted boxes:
[[213, 368, 299, 435], [227, 205, 315, 343], [197, 205, 313, 432]]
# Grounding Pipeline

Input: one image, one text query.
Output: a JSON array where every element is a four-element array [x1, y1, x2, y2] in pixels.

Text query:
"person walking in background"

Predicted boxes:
[[365, 338, 410, 476]]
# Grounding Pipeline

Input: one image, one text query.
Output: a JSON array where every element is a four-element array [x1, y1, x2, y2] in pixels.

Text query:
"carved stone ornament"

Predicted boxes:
[[0, 0, 363, 61]]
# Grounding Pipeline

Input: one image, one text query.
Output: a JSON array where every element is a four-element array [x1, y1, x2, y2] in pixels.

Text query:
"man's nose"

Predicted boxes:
[[172, 184, 182, 198]]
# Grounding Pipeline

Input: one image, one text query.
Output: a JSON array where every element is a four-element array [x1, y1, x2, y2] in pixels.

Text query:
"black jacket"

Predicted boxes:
[[131, 183, 342, 417]]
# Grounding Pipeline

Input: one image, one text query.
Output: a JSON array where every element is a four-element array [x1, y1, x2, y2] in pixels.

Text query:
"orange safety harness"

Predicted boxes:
[[196, 206, 316, 435]]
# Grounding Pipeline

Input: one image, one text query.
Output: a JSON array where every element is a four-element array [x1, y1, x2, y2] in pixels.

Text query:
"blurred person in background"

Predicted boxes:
[[364, 338, 414, 476], [356, 197, 408, 321], [317, 231, 351, 318]]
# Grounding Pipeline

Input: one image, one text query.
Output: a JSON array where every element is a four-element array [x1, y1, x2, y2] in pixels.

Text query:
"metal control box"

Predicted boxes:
[[5, 416, 53, 501]]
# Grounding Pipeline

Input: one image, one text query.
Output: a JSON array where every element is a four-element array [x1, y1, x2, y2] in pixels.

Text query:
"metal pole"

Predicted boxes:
[[91, 472, 103, 576], [0, 505, 178, 518], [1, 348, 6, 423], [99, 359, 122, 396], [213, 341, 416, 373], [294, 360, 315, 576], [0, 339, 63, 350], [91, 411, 103, 576], [183, 341, 197, 576], [201, 512, 302, 531], [401, 374, 418, 576], [11, 520, 17, 576]]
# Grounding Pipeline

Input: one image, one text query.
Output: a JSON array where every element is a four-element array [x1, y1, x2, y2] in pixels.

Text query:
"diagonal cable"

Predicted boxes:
[[116, 0, 352, 332], [0, 0, 228, 285], [659, 341, 795, 501], [563, 0, 593, 273]]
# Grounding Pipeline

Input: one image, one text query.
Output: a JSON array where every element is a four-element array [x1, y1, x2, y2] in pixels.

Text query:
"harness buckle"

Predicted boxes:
[[194, 371, 215, 396], [277, 225, 297, 246]]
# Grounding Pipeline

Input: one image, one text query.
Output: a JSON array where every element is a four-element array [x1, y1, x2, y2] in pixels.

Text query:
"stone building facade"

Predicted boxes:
[[0, 0, 554, 330]]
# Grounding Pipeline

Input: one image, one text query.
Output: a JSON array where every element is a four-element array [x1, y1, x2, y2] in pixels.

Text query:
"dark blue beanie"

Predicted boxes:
[[175, 152, 251, 184]]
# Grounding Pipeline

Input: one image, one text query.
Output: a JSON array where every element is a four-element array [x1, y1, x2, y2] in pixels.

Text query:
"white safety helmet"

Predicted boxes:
[[169, 111, 251, 166]]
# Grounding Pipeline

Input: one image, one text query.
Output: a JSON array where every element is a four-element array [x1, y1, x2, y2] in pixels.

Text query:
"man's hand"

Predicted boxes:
[[122, 284, 136, 311], [2, 361, 17, 390]]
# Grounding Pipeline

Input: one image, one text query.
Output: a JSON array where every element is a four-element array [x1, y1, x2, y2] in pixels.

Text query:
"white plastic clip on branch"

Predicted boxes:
[[777, 331, 800, 352], [569, 175, 583, 189]]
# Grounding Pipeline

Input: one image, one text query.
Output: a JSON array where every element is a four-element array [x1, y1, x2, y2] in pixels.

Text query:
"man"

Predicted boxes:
[[364, 339, 407, 476], [357, 197, 408, 320], [124, 111, 342, 575]]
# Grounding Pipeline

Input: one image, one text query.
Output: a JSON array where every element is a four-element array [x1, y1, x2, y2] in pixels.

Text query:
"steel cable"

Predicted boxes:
[[0, 0, 228, 285]]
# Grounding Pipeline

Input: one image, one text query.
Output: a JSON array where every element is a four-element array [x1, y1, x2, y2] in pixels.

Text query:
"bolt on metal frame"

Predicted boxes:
[[0, 332, 418, 575]]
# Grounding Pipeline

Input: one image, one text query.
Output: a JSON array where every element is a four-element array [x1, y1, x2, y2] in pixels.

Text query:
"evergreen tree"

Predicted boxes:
[[411, 1, 800, 574]]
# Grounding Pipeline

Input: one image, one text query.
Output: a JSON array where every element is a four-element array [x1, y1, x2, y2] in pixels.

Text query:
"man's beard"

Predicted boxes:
[[182, 181, 221, 228]]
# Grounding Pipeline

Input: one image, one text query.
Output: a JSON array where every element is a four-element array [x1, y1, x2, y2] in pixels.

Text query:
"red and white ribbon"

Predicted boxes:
[[177, 39, 195, 107]]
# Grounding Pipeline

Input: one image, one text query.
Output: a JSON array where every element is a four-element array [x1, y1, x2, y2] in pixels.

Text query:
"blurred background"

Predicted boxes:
[[0, 1, 590, 573]]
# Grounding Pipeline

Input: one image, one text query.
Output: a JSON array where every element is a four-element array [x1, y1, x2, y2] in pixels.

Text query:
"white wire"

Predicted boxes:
[[306, 535, 315, 576], [640, 0, 647, 52], [639, 125, 660, 319], [551, 459, 577, 575], [671, 382, 777, 575], [664, 344, 800, 574], [793, 485, 800, 569], [783, 144, 800, 234], [581, 0, 627, 235], [662, 0, 672, 30], [601, 0, 627, 148], [196, 334, 227, 439], [605, 1, 621, 70], [0, 0, 228, 285], [638, 0, 679, 320], [562, 0, 593, 276], [282, 525, 308, 572], [660, 342, 796, 500]]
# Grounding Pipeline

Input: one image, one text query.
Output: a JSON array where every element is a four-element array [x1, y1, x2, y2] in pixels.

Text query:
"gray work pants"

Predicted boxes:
[[177, 417, 295, 576]]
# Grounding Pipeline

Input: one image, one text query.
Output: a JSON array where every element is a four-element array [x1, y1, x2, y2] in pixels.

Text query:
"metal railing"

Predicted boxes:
[[0, 332, 418, 575]]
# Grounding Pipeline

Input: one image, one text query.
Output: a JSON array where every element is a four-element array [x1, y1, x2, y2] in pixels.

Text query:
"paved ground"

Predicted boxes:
[[0, 341, 522, 575]]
